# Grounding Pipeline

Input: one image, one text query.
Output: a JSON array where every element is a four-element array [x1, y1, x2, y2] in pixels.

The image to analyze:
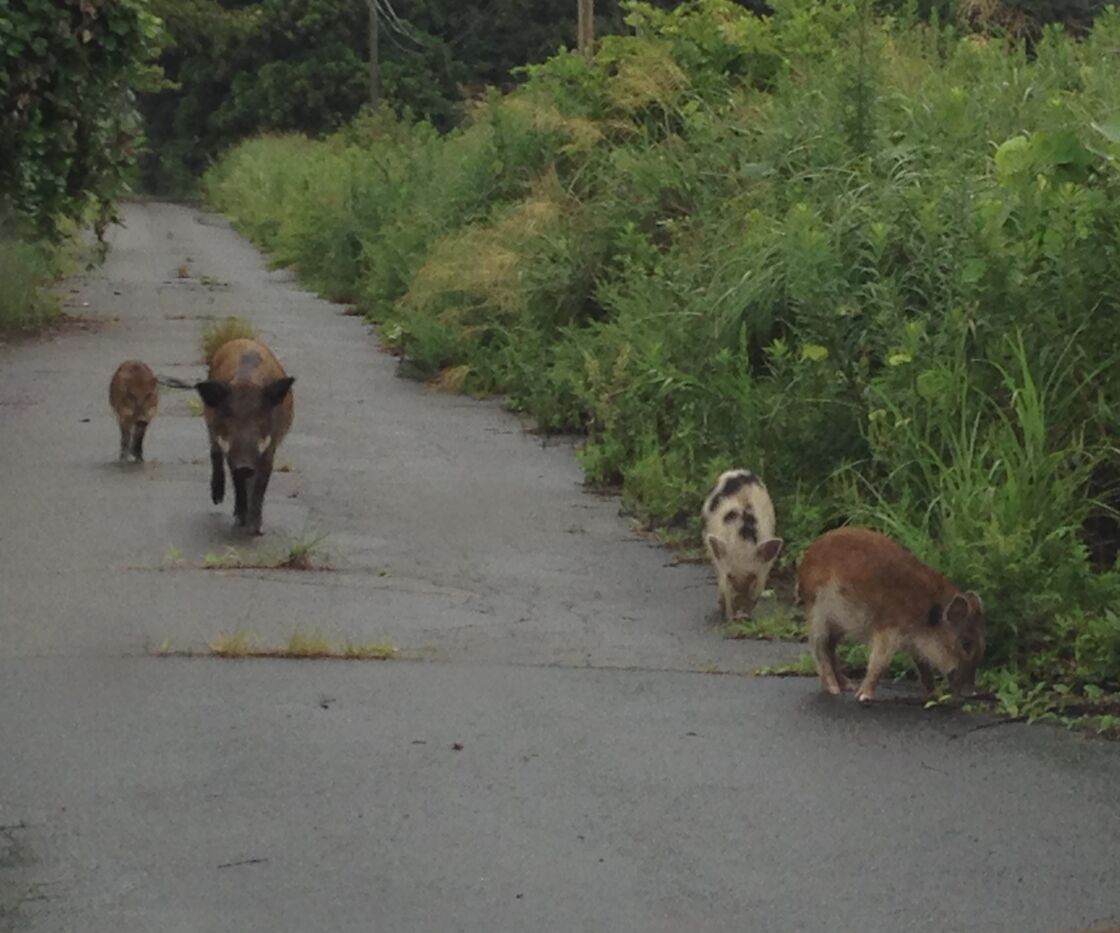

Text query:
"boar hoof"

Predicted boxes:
[[856, 691, 874, 704]]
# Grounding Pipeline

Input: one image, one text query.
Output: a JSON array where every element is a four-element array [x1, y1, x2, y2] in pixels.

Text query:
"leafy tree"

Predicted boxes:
[[0, 0, 165, 238], [139, 0, 254, 193]]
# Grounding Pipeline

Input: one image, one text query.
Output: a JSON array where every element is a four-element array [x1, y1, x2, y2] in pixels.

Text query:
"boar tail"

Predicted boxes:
[[156, 375, 198, 389]]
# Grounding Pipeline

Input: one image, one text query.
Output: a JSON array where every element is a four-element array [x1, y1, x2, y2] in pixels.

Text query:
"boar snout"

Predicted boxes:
[[947, 664, 979, 696], [232, 465, 256, 481]]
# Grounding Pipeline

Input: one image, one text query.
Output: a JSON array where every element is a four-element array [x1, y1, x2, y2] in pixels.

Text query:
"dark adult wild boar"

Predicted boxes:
[[109, 360, 159, 462], [797, 527, 985, 703], [195, 338, 294, 536]]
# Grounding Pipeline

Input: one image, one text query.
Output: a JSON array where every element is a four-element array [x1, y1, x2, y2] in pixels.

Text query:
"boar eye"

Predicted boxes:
[[960, 638, 974, 654]]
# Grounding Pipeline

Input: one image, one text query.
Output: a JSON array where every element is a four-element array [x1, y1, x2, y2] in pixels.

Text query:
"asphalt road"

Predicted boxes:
[[1, 202, 1117, 933]]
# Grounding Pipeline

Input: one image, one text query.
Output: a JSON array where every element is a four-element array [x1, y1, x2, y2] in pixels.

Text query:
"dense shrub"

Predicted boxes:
[[206, 0, 1120, 706], [0, 0, 164, 238], [0, 237, 62, 333]]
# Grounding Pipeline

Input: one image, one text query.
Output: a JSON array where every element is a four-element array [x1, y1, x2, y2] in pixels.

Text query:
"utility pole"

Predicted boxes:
[[577, 0, 594, 55], [368, 0, 380, 107]]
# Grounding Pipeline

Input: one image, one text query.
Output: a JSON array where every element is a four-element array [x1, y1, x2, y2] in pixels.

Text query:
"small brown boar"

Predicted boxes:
[[703, 469, 783, 622], [797, 526, 985, 703], [195, 338, 294, 536], [109, 360, 159, 463]]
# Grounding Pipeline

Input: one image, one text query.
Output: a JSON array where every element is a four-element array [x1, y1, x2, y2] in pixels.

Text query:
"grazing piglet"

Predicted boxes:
[[195, 338, 294, 536], [797, 526, 985, 703], [109, 360, 159, 463], [703, 469, 783, 622]]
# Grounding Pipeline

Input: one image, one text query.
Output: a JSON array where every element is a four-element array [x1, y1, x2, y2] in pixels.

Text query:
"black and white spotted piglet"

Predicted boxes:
[[702, 469, 783, 622]]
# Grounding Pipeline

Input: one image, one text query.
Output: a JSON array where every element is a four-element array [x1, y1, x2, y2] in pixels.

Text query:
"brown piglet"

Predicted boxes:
[[195, 338, 294, 536], [797, 526, 985, 703], [109, 360, 159, 463]]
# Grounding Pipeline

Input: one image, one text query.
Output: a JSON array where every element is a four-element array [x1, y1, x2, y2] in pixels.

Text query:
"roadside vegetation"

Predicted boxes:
[[203, 0, 1120, 720], [0, 235, 63, 333], [0, 1, 163, 333]]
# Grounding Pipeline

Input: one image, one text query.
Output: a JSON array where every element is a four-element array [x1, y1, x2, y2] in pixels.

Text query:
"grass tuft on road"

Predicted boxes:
[[196, 628, 397, 661], [199, 533, 329, 572], [200, 315, 256, 363], [725, 608, 804, 642]]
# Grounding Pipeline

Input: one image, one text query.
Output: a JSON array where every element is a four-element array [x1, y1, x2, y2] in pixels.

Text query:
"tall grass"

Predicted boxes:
[[0, 238, 61, 332], [205, 0, 1120, 701]]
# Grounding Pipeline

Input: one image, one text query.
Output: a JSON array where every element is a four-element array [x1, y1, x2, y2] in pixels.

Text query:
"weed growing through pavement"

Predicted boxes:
[[187, 629, 397, 661], [209, 629, 255, 657], [200, 315, 255, 363], [200, 533, 329, 571], [725, 607, 804, 642]]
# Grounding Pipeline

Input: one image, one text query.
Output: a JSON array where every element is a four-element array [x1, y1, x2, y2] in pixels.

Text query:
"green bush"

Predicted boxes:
[[0, 0, 164, 238], [205, 0, 1120, 707], [0, 238, 62, 333]]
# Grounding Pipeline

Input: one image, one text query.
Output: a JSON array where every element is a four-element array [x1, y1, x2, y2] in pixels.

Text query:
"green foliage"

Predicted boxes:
[[0, 237, 61, 333], [726, 608, 805, 642], [141, 0, 630, 192], [0, 0, 165, 236], [206, 0, 1120, 706]]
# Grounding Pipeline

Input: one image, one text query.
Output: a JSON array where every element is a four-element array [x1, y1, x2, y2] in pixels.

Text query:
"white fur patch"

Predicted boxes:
[[702, 469, 782, 619], [806, 582, 873, 640], [702, 470, 779, 574], [216, 436, 231, 454], [257, 435, 272, 454]]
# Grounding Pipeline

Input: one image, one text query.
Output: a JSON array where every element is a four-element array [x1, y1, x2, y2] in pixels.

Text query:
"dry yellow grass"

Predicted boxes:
[[209, 629, 255, 657], [430, 364, 472, 393], [504, 95, 605, 154], [404, 172, 569, 327], [285, 628, 333, 657], [199, 629, 397, 661], [603, 41, 689, 114], [200, 315, 256, 364]]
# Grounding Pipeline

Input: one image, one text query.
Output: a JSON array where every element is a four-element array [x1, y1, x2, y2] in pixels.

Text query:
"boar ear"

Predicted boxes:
[[195, 380, 230, 409], [945, 593, 970, 626], [757, 537, 783, 563], [263, 376, 295, 407], [965, 590, 984, 614], [706, 535, 727, 561]]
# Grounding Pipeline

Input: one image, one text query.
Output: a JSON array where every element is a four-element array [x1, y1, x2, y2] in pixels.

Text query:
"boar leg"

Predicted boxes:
[[209, 446, 225, 504], [232, 468, 249, 527], [856, 631, 899, 703], [809, 618, 848, 695], [130, 422, 148, 463], [118, 421, 131, 462], [246, 454, 274, 536], [720, 580, 736, 623], [825, 629, 851, 692], [913, 657, 937, 697]]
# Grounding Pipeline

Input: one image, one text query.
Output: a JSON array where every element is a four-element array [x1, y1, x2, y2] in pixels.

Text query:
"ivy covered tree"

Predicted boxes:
[[0, 0, 165, 238]]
